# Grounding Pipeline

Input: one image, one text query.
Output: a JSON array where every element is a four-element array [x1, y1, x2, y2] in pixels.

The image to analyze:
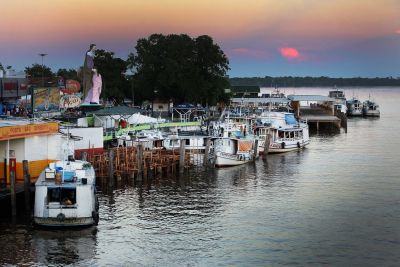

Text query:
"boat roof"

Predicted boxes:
[[287, 95, 336, 102], [231, 97, 290, 104]]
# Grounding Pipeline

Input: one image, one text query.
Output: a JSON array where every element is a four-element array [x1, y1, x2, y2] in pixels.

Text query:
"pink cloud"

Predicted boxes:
[[396, 29, 400, 34], [228, 48, 272, 59], [279, 47, 301, 60]]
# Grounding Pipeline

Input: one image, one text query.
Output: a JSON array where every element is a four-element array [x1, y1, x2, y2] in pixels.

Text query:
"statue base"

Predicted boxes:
[[80, 103, 103, 113]]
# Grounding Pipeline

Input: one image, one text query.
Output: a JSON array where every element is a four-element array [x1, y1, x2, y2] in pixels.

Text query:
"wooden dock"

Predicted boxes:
[[300, 115, 342, 130], [299, 106, 344, 131]]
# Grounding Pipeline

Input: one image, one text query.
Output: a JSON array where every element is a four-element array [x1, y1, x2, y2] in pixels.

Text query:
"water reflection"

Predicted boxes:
[[32, 228, 97, 266], [0, 224, 97, 266]]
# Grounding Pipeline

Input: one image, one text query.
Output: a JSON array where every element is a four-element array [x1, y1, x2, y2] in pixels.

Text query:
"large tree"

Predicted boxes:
[[128, 34, 230, 105], [93, 49, 130, 101], [25, 63, 54, 78], [57, 68, 79, 80]]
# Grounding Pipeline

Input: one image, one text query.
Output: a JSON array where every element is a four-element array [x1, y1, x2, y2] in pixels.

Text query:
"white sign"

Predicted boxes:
[[60, 94, 81, 108]]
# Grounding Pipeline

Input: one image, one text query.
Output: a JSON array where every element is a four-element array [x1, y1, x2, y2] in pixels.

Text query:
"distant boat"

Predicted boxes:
[[363, 100, 380, 117], [329, 89, 347, 114], [346, 97, 363, 116], [34, 159, 99, 227]]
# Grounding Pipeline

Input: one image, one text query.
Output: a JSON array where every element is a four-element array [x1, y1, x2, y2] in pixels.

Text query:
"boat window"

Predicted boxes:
[[186, 139, 190, 145], [47, 187, 76, 205]]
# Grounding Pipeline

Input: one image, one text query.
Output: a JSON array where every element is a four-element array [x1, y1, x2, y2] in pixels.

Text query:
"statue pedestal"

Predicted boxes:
[[80, 103, 103, 113]]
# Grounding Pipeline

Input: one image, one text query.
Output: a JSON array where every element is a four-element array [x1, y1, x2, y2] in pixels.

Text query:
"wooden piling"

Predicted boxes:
[[108, 149, 114, 187], [137, 144, 143, 181], [179, 140, 185, 174], [263, 134, 271, 157], [203, 138, 211, 166], [253, 139, 259, 161], [23, 160, 30, 212], [10, 170, 16, 217]]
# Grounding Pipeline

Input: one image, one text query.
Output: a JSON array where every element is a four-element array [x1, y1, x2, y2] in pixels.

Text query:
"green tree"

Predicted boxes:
[[57, 68, 79, 80], [93, 49, 130, 101], [25, 63, 54, 78], [128, 34, 230, 105]]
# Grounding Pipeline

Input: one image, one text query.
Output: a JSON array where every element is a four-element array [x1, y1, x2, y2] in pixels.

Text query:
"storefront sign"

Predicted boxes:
[[0, 122, 59, 141]]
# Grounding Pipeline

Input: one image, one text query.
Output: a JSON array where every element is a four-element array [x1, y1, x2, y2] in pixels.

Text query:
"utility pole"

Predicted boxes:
[[38, 53, 47, 87]]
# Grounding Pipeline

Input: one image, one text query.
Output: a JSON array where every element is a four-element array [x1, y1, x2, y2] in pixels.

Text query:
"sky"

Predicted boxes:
[[1, 0, 399, 78]]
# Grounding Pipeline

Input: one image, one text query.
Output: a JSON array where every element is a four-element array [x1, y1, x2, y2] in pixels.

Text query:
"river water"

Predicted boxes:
[[1, 87, 399, 266]]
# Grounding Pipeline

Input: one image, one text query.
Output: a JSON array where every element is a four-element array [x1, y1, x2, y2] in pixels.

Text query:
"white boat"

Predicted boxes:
[[213, 137, 257, 167], [256, 111, 310, 154], [163, 131, 211, 152], [329, 89, 347, 114], [346, 97, 363, 116], [34, 159, 99, 227], [211, 119, 258, 167], [363, 100, 380, 117], [117, 130, 164, 150]]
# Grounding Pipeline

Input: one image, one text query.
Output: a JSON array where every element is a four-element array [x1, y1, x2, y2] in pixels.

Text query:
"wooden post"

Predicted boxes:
[[137, 144, 143, 181], [263, 134, 271, 157], [253, 139, 259, 161], [10, 170, 16, 217], [316, 121, 319, 131], [108, 149, 114, 187], [203, 138, 210, 166], [179, 140, 185, 174], [23, 160, 30, 212], [3, 158, 6, 185]]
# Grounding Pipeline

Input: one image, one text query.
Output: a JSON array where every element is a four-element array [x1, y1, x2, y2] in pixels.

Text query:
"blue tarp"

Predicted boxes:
[[285, 114, 297, 125]]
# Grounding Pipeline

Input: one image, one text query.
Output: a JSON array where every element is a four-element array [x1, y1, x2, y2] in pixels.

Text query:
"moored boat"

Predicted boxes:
[[211, 119, 258, 167], [362, 100, 380, 117], [34, 159, 99, 227], [213, 136, 257, 167], [346, 97, 363, 116], [256, 111, 310, 153]]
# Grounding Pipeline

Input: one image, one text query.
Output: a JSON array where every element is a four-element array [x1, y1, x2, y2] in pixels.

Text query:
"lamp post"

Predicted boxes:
[[152, 89, 158, 117], [38, 53, 47, 87]]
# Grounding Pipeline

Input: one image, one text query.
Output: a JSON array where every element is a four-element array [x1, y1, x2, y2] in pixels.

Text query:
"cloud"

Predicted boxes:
[[228, 48, 272, 59], [279, 47, 301, 60], [396, 29, 400, 34]]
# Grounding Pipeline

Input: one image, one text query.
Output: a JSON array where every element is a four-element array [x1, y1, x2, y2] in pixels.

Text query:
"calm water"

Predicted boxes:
[[1, 87, 400, 266]]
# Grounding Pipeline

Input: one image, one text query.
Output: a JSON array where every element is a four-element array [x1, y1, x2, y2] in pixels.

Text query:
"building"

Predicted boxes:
[[229, 86, 261, 98], [0, 119, 63, 184]]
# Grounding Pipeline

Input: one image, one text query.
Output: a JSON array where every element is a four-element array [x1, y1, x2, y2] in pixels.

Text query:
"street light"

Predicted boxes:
[[38, 53, 47, 87]]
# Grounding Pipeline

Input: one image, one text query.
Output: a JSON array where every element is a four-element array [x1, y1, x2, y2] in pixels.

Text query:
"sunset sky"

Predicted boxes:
[[1, 0, 399, 77]]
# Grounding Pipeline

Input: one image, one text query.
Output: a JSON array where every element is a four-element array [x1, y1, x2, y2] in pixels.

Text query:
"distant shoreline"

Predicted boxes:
[[229, 76, 400, 87]]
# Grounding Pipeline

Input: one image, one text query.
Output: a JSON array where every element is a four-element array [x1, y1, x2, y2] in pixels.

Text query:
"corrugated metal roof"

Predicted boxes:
[[87, 106, 145, 116], [287, 95, 336, 102], [231, 97, 290, 104]]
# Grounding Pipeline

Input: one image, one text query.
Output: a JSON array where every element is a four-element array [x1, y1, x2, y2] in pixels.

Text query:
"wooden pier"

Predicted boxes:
[[88, 145, 197, 180]]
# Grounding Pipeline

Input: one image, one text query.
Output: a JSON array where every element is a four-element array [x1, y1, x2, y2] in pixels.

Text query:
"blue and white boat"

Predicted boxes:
[[255, 111, 310, 154]]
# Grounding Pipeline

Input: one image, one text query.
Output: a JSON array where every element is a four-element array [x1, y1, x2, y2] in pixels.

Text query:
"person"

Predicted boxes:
[[62, 197, 72, 205], [82, 44, 96, 100], [83, 67, 102, 104]]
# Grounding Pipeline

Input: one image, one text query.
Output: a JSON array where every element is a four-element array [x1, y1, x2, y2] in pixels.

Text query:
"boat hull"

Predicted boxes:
[[363, 110, 380, 117], [214, 151, 252, 167], [34, 216, 95, 227]]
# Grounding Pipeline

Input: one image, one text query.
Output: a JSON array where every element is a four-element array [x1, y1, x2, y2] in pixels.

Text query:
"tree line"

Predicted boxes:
[[229, 76, 400, 87], [25, 34, 230, 106]]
